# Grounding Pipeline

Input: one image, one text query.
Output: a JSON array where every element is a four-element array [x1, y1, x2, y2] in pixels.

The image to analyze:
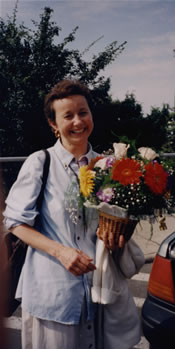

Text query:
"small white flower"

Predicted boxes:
[[138, 147, 158, 161], [95, 158, 107, 170], [113, 143, 130, 159]]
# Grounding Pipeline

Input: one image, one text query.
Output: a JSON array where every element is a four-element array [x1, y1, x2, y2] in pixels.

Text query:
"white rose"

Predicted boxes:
[[113, 143, 130, 160], [138, 147, 158, 161], [95, 158, 107, 170]]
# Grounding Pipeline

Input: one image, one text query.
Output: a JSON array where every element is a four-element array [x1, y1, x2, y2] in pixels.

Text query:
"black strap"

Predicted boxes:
[[37, 149, 50, 211]]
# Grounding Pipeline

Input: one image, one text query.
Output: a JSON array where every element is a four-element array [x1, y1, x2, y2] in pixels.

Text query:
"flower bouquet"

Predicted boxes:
[[78, 143, 175, 245]]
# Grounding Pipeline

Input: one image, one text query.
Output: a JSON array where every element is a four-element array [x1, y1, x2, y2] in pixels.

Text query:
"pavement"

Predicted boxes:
[[132, 213, 175, 262]]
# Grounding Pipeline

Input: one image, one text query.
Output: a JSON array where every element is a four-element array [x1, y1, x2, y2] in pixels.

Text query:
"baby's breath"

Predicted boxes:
[[64, 181, 81, 224]]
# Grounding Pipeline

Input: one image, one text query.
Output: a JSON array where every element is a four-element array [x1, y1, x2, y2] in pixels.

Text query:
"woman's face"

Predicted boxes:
[[50, 95, 94, 155]]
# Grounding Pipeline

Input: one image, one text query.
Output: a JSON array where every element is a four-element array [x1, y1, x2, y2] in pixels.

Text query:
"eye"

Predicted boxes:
[[64, 114, 73, 119], [79, 110, 88, 116]]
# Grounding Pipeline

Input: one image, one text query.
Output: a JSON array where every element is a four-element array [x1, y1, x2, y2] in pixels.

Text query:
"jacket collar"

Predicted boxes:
[[53, 139, 93, 170]]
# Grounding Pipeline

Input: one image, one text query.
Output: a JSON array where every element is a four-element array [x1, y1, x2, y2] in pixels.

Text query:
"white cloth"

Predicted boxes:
[[22, 308, 95, 349], [116, 238, 145, 279], [91, 239, 126, 304], [92, 238, 145, 304], [92, 238, 145, 349], [84, 201, 128, 218]]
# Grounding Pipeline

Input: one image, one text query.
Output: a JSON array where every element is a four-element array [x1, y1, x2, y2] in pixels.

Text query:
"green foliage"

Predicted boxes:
[[90, 93, 145, 152], [0, 4, 127, 156], [161, 110, 175, 152], [90, 95, 171, 153], [140, 105, 169, 151]]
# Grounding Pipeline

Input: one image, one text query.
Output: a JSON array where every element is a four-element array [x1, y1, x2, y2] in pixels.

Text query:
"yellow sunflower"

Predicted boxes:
[[79, 165, 95, 197]]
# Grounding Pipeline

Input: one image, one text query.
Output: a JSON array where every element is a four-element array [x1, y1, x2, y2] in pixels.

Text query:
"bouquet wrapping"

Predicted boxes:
[[78, 143, 175, 245]]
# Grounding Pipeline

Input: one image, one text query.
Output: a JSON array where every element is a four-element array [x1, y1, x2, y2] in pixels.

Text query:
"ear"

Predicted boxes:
[[48, 119, 60, 138], [48, 119, 56, 131]]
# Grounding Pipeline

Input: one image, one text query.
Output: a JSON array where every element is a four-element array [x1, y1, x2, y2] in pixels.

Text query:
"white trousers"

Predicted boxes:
[[22, 309, 95, 349]]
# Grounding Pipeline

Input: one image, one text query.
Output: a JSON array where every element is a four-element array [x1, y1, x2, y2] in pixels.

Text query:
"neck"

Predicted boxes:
[[61, 140, 88, 160], [72, 146, 88, 160]]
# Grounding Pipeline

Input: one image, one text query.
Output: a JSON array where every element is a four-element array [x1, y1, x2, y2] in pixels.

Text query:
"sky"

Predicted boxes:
[[1, 0, 175, 116]]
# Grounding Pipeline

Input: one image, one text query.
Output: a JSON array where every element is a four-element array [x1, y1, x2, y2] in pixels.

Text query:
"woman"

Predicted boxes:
[[3, 79, 142, 349], [3, 80, 100, 349]]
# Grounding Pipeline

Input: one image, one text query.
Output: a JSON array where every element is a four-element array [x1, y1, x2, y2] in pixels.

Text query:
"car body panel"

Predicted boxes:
[[142, 231, 175, 349]]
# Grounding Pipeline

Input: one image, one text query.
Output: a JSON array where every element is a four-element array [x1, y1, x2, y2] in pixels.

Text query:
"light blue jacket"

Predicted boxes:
[[4, 140, 99, 324]]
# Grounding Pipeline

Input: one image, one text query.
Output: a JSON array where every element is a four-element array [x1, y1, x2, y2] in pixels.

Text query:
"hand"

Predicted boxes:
[[57, 245, 96, 276], [96, 227, 125, 250]]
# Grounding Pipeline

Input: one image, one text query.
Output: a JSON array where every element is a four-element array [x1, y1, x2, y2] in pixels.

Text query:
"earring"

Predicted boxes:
[[54, 129, 60, 138]]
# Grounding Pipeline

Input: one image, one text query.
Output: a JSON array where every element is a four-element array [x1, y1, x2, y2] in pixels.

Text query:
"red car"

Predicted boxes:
[[142, 231, 175, 349]]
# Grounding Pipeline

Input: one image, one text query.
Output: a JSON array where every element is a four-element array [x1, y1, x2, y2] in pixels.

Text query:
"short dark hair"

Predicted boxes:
[[44, 79, 93, 122]]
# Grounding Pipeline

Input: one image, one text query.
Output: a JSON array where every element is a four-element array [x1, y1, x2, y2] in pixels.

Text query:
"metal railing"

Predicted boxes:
[[0, 156, 26, 162], [0, 153, 175, 163], [160, 153, 175, 158]]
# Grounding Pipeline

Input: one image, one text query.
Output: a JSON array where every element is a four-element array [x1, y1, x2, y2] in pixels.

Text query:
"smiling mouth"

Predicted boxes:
[[71, 128, 86, 134]]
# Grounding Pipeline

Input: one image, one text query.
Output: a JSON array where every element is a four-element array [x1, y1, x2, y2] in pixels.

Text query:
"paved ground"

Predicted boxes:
[[132, 213, 175, 261]]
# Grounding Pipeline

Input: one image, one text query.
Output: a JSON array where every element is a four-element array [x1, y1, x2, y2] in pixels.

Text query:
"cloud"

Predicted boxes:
[[103, 45, 175, 114], [140, 32, 175, 45], [109, 74, 174, 115], [106, 56, 174, 80], [120, 32, 174, 63]]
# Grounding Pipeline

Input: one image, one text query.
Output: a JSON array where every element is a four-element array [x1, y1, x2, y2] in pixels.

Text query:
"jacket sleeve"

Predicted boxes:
[[3, 150, 47, 229]]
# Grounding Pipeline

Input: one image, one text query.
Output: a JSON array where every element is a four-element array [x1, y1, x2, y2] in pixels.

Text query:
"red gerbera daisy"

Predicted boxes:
[[111, 158, 142, 185], [144, 162, 168, 194]]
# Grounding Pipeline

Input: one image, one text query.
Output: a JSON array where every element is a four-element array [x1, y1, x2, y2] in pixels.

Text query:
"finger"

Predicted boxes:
[[76, 259, 94, 273], [96, 227, 101, 239], [108, 231, 115, 248], [103, 230, 108, 246], [69, 259, 88, 275], [104, 239, 119, 251], [78, 256, 96, 271], [70, 260, 96, 275], [119, 235, 125, 248], [69, 265, 82, 276], [78, 255, 95, 271], [86, 262, 96, 271]]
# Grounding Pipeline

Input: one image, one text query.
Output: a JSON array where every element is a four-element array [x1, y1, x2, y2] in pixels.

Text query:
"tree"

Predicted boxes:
[[90, 95, 172, 153], [162, 110, 175, 153], [89, 93, 145, 152], [0, 4, 127, 156], [140, 105, 169, 151]]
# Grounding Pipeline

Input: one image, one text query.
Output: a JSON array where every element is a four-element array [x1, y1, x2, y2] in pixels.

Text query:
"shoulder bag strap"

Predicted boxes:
[[36, 149, 50, 211]]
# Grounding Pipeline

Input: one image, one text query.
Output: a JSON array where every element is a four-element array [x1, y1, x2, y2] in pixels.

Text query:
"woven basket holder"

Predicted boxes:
[[98, 210, 138, 244]]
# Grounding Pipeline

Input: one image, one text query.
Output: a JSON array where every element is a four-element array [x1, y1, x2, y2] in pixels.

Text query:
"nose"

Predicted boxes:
[[73, 114, 83, 126]]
